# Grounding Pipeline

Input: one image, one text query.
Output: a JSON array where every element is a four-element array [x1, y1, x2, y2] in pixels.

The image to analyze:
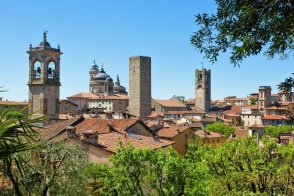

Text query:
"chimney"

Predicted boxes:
[[154, 132, 160, 142], [83, 130, 98, 145], [66, 126, 77, 138], [230, 131, 236, 138]]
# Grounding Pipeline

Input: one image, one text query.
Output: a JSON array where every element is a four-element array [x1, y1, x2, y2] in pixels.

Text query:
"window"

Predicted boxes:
[[33, 61, 41, 78], [47, 62, 56, 79]]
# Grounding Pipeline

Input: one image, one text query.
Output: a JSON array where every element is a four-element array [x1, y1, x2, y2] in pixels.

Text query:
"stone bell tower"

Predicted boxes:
[[27, 31, 62, 123], [195, 68, 211, 112]]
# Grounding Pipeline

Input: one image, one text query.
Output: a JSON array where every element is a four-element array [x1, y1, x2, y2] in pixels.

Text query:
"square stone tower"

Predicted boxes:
[[195, 68, 211, 112], [129, 56, 151, 120], [258, 86, 271, 114], [27, 31, 62, 123]]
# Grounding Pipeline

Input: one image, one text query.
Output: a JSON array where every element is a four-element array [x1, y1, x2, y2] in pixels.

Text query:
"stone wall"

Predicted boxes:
[[129, 56, 151, 120]]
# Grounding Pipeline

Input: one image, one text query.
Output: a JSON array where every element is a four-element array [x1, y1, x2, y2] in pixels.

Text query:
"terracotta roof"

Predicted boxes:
[[95, 132, 174, 153], [194, 130, 224, 138], [68, 92, 128, 100], [233, 129, 248, 138], [163, 122, 171, 128], [261, 115, 290, 120], [0, 101, 28, 105], [279, 102, 294, 106], [265, 106, 286, 110], [155, 99, 186, 108], [184, 99, 195, 104], [148, 112, 164, 118], [223, 113, 240, 117], [59, 99, 78, 106], [67, 92, 97, 99], [74, 118, 141, 134], [158, 126, 191, 138], [248, 124, 266, 128], [38, 117, 83, 140], [164, 110, 205, 115]]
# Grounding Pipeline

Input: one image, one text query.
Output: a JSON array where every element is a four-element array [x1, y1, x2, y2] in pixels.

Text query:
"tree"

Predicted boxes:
[[278, 73, 294, 95], [0, 107, 44, 159], [191, 0, 294, 66], [265, 125, 294, 138], [192, 137, 294, 195], [205, 121, 235, 136], [85, 144, 209, 195], [1, 141, 87, 195], [249, 97, 257, 105]]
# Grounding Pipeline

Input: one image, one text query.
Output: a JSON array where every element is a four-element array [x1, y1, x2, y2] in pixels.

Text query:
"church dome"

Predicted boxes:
[[93, 69, 112, 81]]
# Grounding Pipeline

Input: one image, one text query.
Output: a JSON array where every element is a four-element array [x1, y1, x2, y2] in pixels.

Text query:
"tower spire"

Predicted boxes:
[[116, 74, 120, 83]]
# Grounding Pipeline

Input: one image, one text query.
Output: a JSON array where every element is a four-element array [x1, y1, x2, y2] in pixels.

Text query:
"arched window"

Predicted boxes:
[[47, 62, 56, 79], [33, 61, 42, 78], [198, 73, 202, 81]]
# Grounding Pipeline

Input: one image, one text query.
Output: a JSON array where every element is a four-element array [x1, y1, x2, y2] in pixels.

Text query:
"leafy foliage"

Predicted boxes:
[[205, 121, 235, 136], [249, 98, 257, 105], [191, 0, 294, 66], [85, 145, 209, 195], [86, 137, 294, 195], [1, 141, 88, 196], [278, 73, 294, 95], [201, 137, 294, 195], [0, 107, 44, 158], [265, 125, 294, 138]]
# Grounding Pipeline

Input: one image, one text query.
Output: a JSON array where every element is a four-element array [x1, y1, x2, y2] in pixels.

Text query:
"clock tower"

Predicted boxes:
[[27, 31, 62, 124], [195, 68, 211, 112]]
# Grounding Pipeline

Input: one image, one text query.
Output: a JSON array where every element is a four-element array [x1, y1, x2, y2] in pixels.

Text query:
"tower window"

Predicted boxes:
[[48, 62, 56, 79], [198, 73, 202, 81], [33, 61, 42, 78]]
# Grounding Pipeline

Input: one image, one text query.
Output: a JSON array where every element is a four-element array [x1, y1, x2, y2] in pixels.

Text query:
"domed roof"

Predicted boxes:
[[93, 68, 112, 81]]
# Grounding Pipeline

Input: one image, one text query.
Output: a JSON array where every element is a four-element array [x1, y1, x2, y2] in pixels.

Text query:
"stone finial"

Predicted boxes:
[[43, 30, 48, 42]]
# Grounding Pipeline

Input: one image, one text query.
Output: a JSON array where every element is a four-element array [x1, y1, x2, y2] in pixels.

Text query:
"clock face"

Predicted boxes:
[[198, 90, 203, 97]]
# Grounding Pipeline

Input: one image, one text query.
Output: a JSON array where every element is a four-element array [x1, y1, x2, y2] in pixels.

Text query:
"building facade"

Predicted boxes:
[[27, 32, 62, 122], [128, 56, 151, 120], [195, 68, 211, 112]]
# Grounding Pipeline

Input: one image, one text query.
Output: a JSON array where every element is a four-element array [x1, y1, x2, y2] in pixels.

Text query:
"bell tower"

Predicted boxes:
[[195, 68, 211, 112], [27, 31, 62, 123]]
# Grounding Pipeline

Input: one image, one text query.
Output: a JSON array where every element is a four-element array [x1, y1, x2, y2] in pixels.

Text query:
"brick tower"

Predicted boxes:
[[195, 68, 211, 112], [27, 31, 62, 123], [129, 56, 151, 120]]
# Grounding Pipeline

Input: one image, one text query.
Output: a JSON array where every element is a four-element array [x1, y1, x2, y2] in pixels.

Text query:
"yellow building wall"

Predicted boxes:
[[171, 128, 194, 155]]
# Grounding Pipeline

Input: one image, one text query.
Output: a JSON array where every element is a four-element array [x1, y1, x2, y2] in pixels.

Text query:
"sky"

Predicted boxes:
[[0, 0, 293, 102]]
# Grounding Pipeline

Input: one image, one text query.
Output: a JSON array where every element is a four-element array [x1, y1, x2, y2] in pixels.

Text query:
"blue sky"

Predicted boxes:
[[0, 0, 293, 102]]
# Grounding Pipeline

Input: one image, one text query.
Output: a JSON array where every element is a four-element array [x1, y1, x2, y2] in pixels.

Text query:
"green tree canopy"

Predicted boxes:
[[205, 121, 235, 136], [265, 125, 294, 138], [191, 0, 294, 66]]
